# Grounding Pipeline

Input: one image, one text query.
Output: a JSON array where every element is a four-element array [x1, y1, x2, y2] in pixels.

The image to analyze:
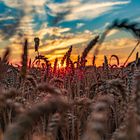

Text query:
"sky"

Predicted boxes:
[[0, 0, 140, 66]]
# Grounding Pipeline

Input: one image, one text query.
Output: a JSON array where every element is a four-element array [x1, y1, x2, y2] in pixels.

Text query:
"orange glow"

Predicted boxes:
[[0, 37, 139, 67]]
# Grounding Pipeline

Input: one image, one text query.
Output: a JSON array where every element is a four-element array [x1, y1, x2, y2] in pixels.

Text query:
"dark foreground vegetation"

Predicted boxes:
[[0, 19, 140, 140]]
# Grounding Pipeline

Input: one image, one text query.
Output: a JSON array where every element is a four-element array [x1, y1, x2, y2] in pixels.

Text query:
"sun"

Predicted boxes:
[[57, 61, 66, 69]]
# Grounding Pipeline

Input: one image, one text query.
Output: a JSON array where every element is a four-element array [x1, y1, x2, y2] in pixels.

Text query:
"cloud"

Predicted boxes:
[[76, 23, 85, 29], [97, 38, 132, 50], [106, 29, 119, 37], [36, 27, 71, 39], [0, 1, 24, 39], [92, 22, 119, 37], [133, 17, 140, 22], [2, 0, 48, 9], [0, 16, 15, 21], [0, 28, 94, 64], [48, 0, 131, 22], [94, 38, 138, 65], [2, 0, 48, 32], [2, 0, 23, 8], [78, 37, 138, 66], [39, 32, 94, 53], [0, 35, 138, 66], [0, 0, 131, 41], [84, 30, 93, 35], [0, 0, 134, 66]]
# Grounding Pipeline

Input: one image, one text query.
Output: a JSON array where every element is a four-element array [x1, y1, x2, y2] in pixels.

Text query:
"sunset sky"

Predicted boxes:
[[0, 0, 140, 66]]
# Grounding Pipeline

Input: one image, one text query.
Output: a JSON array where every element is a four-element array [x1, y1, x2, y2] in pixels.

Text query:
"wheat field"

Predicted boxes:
[[0, 19, 140, 140]]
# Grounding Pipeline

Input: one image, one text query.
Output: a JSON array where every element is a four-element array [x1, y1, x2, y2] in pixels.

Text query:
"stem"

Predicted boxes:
[[123, 41, 140, 67]]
